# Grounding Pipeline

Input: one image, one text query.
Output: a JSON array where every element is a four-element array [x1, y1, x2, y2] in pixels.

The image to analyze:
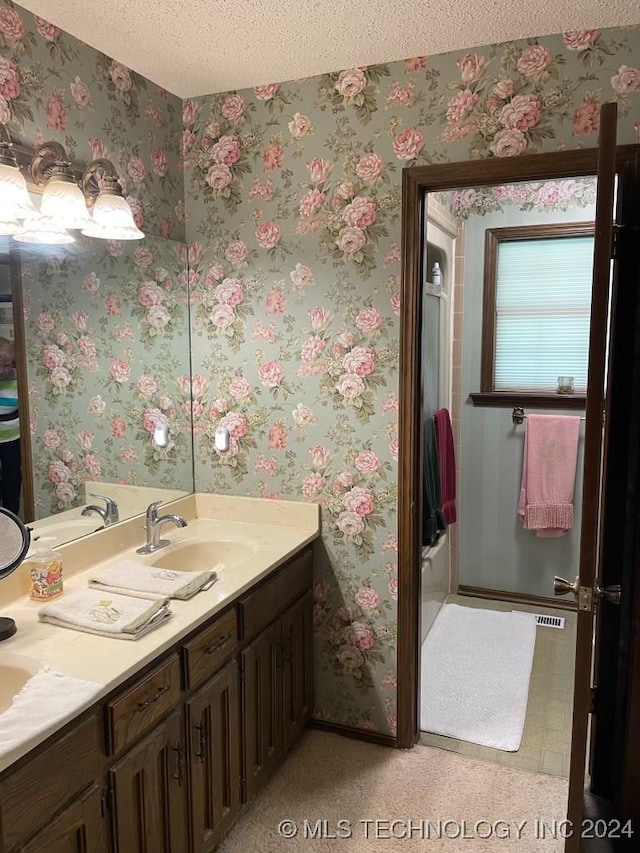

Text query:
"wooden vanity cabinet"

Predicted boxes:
[[19, 784, 108, 853]]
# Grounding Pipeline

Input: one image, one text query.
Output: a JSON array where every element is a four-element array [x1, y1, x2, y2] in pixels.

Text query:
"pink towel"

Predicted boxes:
[[434, 408, 457, 524], [518, 414, 580, 538]]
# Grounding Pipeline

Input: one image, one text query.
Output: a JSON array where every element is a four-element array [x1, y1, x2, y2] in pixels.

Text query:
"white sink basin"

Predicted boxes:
[[0, 654, 41, 715], [149, 537, 256, 572]]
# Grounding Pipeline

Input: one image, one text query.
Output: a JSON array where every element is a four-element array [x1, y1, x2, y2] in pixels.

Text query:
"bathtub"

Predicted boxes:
[[421, 533, 450, 644]]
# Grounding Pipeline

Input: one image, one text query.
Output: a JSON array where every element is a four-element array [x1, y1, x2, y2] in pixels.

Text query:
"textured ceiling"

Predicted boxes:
[[16, 0, 640, 97]]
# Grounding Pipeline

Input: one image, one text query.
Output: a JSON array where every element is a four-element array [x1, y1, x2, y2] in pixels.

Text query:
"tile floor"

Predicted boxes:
[[420, 593, 576, 778]]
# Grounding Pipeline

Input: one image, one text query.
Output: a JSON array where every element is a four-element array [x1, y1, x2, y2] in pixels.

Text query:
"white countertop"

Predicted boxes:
[[0, 493, 319, 774]]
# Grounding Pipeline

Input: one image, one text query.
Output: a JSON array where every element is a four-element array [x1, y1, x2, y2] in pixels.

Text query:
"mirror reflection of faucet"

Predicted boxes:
[[81, 494, 119, 526], [136, 501, 188, 554]]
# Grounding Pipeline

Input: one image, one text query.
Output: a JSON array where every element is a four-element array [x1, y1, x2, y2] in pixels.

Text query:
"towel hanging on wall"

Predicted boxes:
[[434, 408, 457, 524], [423, 418, 447, 546]]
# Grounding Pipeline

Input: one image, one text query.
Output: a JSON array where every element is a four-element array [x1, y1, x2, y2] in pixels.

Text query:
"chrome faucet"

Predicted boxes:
[[81, 493, 119, 526], [136, 501, 187, 554]]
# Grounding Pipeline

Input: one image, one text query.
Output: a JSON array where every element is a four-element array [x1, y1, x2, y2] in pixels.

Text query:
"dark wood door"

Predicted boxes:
[[281, 591, 313, 753], [109, 710, 187, 853], [186, 658, 241, 852], [20, 785, 108, 853], [240, 619, 283, 802]]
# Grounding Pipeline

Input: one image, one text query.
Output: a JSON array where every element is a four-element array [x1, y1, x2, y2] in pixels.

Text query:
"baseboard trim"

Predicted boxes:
[[309, 719, 397, 748], [458, 584, 578, 612]]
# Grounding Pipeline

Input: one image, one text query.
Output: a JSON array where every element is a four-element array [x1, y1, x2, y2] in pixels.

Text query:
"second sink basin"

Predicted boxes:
[[0, 654, 41, 715], [149, 538, 256, 572]]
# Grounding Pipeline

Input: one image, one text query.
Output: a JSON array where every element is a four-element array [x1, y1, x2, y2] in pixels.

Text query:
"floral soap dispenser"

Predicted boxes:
[[26, 538, 64, 601]]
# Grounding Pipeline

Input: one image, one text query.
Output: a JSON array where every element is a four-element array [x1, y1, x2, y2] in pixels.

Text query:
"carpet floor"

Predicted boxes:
[[218, 730, 569, 852]]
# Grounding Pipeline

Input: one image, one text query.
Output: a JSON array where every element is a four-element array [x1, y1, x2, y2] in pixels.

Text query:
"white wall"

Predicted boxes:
[[459, 202, 594, 598]]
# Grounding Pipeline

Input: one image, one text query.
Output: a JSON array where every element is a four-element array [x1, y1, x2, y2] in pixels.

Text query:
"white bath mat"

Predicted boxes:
[[420, 603, 537, 751]]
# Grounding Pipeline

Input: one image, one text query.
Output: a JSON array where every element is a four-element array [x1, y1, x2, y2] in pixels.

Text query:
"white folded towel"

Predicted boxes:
[[0, 669, 102, 758], [88, 559, 218, 600], [38, 589, 172, 639]]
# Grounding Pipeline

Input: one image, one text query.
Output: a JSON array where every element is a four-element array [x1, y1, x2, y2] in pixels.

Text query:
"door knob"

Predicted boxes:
[[596, 584, 621, 605], [554, 575, 579, 597]]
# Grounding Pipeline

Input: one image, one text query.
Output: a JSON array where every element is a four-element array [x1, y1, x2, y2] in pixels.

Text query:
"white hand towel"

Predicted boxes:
[[0, 669, 102, 758], [38, 589, 171, 639], [88, 559, 218, 600]]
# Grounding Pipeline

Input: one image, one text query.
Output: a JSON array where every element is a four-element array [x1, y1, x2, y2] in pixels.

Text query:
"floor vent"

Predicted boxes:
[[534, 614, 565, 629]]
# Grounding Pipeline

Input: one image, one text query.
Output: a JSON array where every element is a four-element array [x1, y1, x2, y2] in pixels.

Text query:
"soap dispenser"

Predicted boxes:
[[25, 538, 64, 601]]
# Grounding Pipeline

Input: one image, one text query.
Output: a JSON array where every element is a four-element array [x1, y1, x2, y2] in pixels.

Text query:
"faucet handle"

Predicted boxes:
[[88, 493, 119, 523], [146, 501, 163, 521]]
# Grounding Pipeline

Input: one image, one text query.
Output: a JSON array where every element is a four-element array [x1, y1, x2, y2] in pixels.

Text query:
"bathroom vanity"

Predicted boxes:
[[0, 494, 319, 852]]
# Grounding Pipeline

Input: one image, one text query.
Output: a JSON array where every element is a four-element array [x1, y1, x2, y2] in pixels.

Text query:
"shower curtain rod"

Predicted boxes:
[[512, 406, 586, 426]]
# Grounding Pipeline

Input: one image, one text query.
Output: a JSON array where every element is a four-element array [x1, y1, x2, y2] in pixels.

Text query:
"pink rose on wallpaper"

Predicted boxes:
[[110, 61, 133, 92], [210, 304, 236, 328], [292, 403, 314, 426], [229, 376, 252, 400], [77, 336, 97, 360], [151, 147, 169, 177], [336, 644, 365, 669], [266, 287, 285, 315], [385, 81, 415, 109], [219, 411, 247, 440], [446, 90, 478, 123], [43, 429, 61, 449], [205, 264, 225, 286], [335, 68, 367, 98], [389, 437, 399, 461], [137, 374, 158, 396], [145, 103, 162, 126], [48, 460, 71, 485], [255, 455, 278, 475], [55, 482, 75, 503], [254, 83, 279, 100], [120, 447, 138, 462], [72, 310, 88, 331], [83, 455, 102, 477], [0, 97, 9, 124], [138, 281, 163, 307], [34, 16, 60, 41], [0, 8, 24, 43], [307, 157, 331, 183], [392, 127, 424, 160], [343, 345, 375, 377], [309, 445, 330, 468], [110, 415, 126, 439], [256, 220, 282, 249], [301, 336, 326, 363], [391, 291, 401, 315], [299, 188, 325, 218], [182, 99, 199, 125], [349, 622, 375, 651], [147, 305, 170, 328], [88, 137, 107, 159], [105, 293, 121, 316], [336, 226, 366, 255], [206, 163, 233, 189], [37, 312, 55, 334], [611, 65, 640, 94], [355, 586, 380, 611], [338, 512, 365, 537], [125, 196, 144, 228], [563, 30, 600, 50], [405, 56, 427, 72], [336, 373, 365, 398], [259, 360, 284, 388], [290, 264, 315, 288], [225, 240, 248, 265], [302, 472, 326, 498], [46, 93, 67, 131], [288, 113, 313, 139], [251, 320, 275, 342], [309, 306, 331, 331], [493, 79, 515, 100], [212, 135, 241, 165], [222, 93, 246, 121], [343, 196, 377, 229], [335, 181, 355, 202], [517, 45, 552, 78], [110, 358, 131, 383], [355, 307, 382, 333], [42, 345, 64, 370], [355, 153, 384, 182], [500, 94, 540, 131], [133, 247, 153, 268], [355, 450, 381, 475], [382, 531, 398, 552], [268, 423, 288, 450], [344, 486, 374, 517], [490, 128, 527, 157], [181, 129, 196, 156], [249, 178, 273, 199], [70, 76, 91, 108], [215, 277, 244, 307], [0, 58, 19, 100], [263, 139, 284, 171], [143, 408, 164, 434], [573, 101, 600, 135], [457, 53, 487, 83], [127, 155, 146, 184], [88, 395, 106, 415]]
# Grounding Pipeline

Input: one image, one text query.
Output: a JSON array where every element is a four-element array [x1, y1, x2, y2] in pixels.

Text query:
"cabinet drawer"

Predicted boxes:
[[182, 607, 238, 690], [106, 654, 181, 755], [240, 547, 313, 642], [0, 715, 101, 852]]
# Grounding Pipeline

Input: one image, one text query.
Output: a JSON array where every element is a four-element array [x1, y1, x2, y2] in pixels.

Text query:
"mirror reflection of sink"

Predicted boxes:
[[149, 539, 256, 572], [0, 654, 41, 715]]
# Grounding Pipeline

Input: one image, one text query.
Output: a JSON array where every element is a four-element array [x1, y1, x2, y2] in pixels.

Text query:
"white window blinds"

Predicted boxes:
[[494, 235, 594, 393]]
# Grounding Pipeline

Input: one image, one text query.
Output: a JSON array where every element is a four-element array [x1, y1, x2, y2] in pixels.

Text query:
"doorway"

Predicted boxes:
[[397, 138, 640, 848]]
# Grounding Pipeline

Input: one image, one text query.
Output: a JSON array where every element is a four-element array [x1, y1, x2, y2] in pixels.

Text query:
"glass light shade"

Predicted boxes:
[[81, 191, 144, 240], [0, 162, 35, 218], [13, 215, 74, 245], [40, 177, 92, 229]]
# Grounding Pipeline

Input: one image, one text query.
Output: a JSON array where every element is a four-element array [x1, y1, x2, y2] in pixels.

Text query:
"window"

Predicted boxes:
[[479, 222, 594, 404]]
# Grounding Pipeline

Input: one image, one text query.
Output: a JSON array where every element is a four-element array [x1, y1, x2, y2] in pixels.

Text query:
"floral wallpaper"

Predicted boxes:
[[185, 27, 640, 736], [20, 236, 193, 518], [445, 176, 597, 218], [0, 1, 184, 240]]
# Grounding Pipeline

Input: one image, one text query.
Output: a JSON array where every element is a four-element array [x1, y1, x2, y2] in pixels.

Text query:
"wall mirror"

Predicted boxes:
[[0, 233, 194, 547]]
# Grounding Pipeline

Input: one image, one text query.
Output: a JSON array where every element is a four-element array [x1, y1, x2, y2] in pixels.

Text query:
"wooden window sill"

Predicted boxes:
[[469, 392, 587, 409]]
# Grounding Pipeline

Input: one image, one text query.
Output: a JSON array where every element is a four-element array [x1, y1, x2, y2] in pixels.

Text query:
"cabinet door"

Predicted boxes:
[[186, 658, 241, 852], [20, 785, 108, 853], [281, 591, 314, 753], [240, 619, 283, 802], [109, 710, 187, 853]]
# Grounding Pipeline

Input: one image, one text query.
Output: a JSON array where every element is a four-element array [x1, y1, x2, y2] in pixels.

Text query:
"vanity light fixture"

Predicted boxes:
[[0, 129, 144, 244]]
